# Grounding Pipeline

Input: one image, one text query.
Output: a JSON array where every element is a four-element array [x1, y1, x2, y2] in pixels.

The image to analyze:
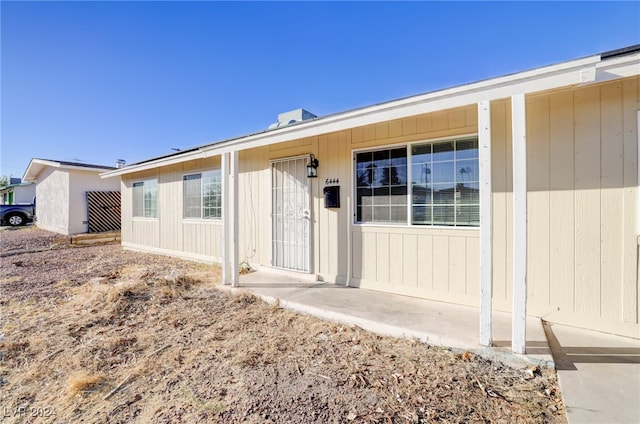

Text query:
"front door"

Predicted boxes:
[[271, 157, 311, 272]]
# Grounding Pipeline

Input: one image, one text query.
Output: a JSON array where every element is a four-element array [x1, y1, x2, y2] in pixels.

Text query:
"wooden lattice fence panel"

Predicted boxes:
[[86, 191, 121, 233]]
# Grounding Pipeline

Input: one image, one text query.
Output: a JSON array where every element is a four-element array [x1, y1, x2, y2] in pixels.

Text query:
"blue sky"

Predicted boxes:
[[1, 1, 639, 178]]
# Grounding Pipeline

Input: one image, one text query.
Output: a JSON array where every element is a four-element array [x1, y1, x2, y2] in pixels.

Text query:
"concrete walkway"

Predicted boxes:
[[225, 267, 640, 423], [543, 323, 640, 424]]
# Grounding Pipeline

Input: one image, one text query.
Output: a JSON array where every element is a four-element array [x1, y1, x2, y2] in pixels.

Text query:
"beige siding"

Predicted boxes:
[[351, 227, 479, 305], [238, 146, 271, 268], [119, 76, 639, 338], [490, 99, 514, 312], [347, 106, 480, 301], [522, 78, 639, 337], [183, 221, 222, 260], [121, 157, 222, 262], [235, 105, 481, 300]]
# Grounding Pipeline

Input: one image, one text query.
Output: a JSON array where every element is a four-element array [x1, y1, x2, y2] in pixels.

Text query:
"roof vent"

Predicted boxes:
[[116, 159, 126, 169], [268, 108, 317, 129]]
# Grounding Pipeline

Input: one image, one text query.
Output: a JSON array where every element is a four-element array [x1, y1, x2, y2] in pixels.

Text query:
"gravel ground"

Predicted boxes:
[[0, 226, 59, 253]]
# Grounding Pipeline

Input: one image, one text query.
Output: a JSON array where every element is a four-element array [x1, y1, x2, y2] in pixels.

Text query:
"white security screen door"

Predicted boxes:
[[271, 157, 311, 272]]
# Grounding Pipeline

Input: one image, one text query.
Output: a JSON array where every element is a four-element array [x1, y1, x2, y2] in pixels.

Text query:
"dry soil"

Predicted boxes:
[[0, 227, 566, 423]]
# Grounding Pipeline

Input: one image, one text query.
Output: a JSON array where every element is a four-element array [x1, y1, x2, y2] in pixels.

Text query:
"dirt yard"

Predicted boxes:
[[0, 227, 566, 423]]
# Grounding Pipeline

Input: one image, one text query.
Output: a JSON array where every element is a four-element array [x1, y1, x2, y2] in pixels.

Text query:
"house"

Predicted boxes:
[[0, 178, 35, 205], [102, 45, 640, 351], [23, 159, 122, 235]]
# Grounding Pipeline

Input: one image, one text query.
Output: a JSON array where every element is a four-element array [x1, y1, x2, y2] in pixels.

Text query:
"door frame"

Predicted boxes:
[[269, 155, 313, 273]]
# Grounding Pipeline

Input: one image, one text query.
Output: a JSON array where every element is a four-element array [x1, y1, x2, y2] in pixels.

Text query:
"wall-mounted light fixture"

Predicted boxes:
[[307, 154, 319, 178]]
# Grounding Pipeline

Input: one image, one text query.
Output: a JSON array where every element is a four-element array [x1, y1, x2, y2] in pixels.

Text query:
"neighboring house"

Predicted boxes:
[[102, 45, 640, 350], [0, 178, 35, 205], [23, 159, 121, 235]]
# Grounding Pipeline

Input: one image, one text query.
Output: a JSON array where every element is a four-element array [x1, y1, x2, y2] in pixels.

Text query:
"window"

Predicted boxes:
[[132, 179, 158, 218], [356, 148, 407, 223], [183, 170, 222, 219], [411, 138, 479, 226], [354, 137, 479, 227]]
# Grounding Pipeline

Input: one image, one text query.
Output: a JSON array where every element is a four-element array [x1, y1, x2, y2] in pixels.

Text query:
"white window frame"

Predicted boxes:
[[354, 145, 408, 225], [132, 178, 158, 219], [352, 133, 479, 229], [182, 169, 222, 221]]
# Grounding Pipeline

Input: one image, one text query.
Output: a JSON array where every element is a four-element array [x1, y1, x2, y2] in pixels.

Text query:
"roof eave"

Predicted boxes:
[[24, 158, 116, 181], [102, 50, 639, 178]]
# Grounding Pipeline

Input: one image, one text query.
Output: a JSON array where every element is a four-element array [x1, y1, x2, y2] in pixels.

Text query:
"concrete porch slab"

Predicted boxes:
[[221, 267, 554, 369]]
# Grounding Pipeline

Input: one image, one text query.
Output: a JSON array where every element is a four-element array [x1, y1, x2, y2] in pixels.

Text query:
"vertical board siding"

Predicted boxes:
[[345, 105, 480, 302], [121, 179, 131, 241], [490, 100, 513, 311], [402, 234, 418, 287], [159, 165, 182, 252], [238, 148, 265, 268], [121, 157, 222, 262], [600, 82, 624, 323], [416, 234, 434, 289], [131, 219, 160, 247], [389, 233, 403, 286], [622, 78, 639, 324], [573, 86, 602, 317], [351, 227, 479, 305], [183, 221, 222, 259], [117, 78, 638, 337], [548, 91, 576, 317], [526, 95, 551, 313], [449, 236, 467, 295], [523, 77, 639, 337], [466, 236, 480, 297]]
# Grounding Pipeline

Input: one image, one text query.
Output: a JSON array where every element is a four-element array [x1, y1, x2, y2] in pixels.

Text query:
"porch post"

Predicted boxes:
[[221, 151, 239, 287], [221, 152, 230, 285], [229, 150, 239, 287], [511, 93, 528, 354], [478, 100, 493, 347]]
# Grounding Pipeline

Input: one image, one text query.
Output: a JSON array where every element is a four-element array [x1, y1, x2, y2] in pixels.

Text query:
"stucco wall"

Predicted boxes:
[[68, 170, 120, 234], [35, 168, 70, 234]]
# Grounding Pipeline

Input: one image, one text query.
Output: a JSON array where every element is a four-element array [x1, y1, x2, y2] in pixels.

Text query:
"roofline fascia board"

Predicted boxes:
[[59, 164, 115, 173], [25, 158, 117, 181], [101, 149, 208, 178], [104, 53, 636, 178], [593, 53, 640, 83], [203, 57, 601, 156]]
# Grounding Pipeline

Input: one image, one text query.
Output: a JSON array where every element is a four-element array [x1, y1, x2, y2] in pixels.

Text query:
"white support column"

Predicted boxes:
[[511, 93, 528, 354], [229, 150, 239, 287], [478, 100, 493, 347], [636, 110, 640, 237], [221, 152, 230, 285]]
